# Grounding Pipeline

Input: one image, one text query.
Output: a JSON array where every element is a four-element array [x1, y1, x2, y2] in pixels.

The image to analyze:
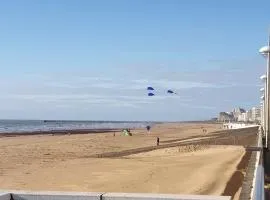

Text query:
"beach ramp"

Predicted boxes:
[[0, 191, 231, 200]]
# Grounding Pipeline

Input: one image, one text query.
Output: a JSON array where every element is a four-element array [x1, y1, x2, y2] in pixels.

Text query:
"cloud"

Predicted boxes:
[[19, 72, 256, 92], [1, 93, 191, 104], [42, 76, 219, 91], [181, 103, 217, 110], [1, 94, 103, 101], [90, 82, 122, 89], [0, 94, 143, 109], [0, 62, 261, 121], [148, 79, 216, 89], [0, 72, 252, 113]]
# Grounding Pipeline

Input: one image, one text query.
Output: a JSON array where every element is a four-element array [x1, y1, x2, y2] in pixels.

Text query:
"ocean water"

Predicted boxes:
[[0, 120, 155, 133]]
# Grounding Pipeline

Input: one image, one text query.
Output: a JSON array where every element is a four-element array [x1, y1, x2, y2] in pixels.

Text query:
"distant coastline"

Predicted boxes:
[[0, 120, 157, 135], [0, 128, 120, 137], [0, 120, 219, 136]]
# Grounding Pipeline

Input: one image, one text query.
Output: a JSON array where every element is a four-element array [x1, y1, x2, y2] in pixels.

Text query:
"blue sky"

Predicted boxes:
[[0, 0, 269, 121]]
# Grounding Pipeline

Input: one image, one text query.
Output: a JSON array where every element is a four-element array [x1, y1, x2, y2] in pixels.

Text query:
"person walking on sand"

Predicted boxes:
[[146, 125, 151, 133], [156, 137, 160, 146]]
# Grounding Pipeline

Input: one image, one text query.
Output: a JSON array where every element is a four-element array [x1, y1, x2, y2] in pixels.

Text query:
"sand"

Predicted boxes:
[[0, 123, 249, 197]]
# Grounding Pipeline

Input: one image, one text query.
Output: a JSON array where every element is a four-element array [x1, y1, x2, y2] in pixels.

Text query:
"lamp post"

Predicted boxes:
[[260, 75, 267, 146], [260, 89, 265, 131], [259, 40, 270, 149], [260, 87, 265, 130], [261, 100, 265, 130]]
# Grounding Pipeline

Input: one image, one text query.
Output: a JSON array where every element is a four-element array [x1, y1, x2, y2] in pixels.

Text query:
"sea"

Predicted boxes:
[[0, 120, 156, 134]]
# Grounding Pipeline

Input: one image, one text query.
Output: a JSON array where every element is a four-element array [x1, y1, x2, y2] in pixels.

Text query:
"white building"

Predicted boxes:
[[251, 106, 261, 122], [238, 112, 248, 122], [232, 107, 246, 121], [220, 106, 261, 123]]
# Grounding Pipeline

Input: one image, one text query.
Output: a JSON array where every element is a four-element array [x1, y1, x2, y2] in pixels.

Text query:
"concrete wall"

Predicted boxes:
[[223, 123, 259, 130], [0, 191, 231, 200], [0, 193, 10, 200], [102, 193, 231, 200], [8, 191, 102, 200], [251, 133, 264, 200]]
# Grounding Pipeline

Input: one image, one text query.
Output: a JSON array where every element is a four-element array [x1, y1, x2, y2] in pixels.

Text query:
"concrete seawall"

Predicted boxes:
[[0, 193, 10, 200], [0, 191, 231, 200], [239, 127, 264, 200], [223, 123, 259, 130]]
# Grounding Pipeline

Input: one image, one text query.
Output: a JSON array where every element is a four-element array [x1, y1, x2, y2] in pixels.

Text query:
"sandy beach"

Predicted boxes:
[[0, 122, 257, 199]]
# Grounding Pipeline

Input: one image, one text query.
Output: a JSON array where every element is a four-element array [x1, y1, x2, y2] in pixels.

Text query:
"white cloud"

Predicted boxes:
[[185, 104, 216, 110], [41, 76, 218, 91], [145, 79, 216, 89], [0, 72, 253, 115], [0, 94, 103, 101], [90, 82, 122, 89], [0, 93, 194, 110]]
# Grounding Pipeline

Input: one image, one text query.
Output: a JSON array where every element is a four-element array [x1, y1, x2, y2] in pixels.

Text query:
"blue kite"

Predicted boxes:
[[147, 87, 155, 91]]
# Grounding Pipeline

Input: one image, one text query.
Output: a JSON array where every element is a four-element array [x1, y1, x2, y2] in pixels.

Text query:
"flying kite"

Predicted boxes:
[[146, 86, 177, 96], [167, 89, 177, 94], [147, 87, 155, 91]]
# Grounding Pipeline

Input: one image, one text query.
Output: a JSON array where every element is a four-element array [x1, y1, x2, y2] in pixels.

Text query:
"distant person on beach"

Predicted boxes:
[[156, 137, 160, 146], [202, 128, 207, 134], [146, 125, 151, 133]]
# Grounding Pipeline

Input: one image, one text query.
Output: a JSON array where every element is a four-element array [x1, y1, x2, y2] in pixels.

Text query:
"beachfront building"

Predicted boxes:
[[247, 109, 253, 122], [238, 107, 261, 122], [218, 112, 234, 122], [251, 106, 261, 122], [232, 107, 246, 121], [218, 106, 261, 123], [238, 112, 248, 122]]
